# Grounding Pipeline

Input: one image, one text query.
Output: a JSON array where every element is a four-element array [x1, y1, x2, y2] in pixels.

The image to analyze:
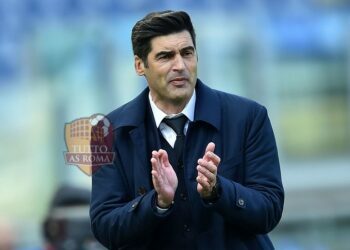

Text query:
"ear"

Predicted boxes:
[[134, 55, 145, 76]]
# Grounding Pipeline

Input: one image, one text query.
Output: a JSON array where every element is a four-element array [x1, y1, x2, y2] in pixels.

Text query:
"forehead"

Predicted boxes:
[[149, 30, 194, 53]]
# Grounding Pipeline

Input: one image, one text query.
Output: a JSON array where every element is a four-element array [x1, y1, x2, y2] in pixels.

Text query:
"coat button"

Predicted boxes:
[[237, 198, 245, 207], [137, 186, 147, 195], [129, 201, 139, 212], [180, 193, 187, 201], [177, 159, 184, 169], [183, 224, 190, 232], [131, 202, 138, 208]]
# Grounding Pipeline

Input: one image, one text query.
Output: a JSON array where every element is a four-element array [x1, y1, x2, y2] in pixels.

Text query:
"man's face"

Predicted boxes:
[[135, 30, 197, 110]]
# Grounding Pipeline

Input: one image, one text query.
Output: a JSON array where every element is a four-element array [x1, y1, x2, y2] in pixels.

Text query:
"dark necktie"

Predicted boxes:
[[163, 114, 188, 164]]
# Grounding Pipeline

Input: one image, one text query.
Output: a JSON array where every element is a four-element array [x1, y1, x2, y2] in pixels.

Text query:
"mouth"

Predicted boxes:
[[169, 77, 188, 86]]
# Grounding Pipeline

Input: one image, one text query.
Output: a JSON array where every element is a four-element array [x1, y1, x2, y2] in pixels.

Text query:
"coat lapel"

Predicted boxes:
[[129, 126, 152, 191], [109, 88, 154, 195]]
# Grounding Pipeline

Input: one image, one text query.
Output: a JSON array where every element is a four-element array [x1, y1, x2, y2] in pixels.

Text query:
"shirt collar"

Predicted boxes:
[[148, 90, 196, 128]]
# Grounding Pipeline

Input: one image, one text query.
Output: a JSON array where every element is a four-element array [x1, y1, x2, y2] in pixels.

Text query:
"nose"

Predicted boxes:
[[172, 54, 185, 71]]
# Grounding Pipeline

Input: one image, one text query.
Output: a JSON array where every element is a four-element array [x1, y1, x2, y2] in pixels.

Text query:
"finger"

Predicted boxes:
[[156, 150, 168, 180], [197, 182, 206, 194], [151, 170, 159, 179], [159, 149, 170, 168], [198, 158, 217, 174], [203, 142, 215, 161], [205, 142, 215, 154], [151, 170, 161, 191], [152, 151, 161, 167], [197, 183, 203, 192], [152, 150, 159, 159], [151, 154, 164, 181], [196, 175, 211, 190], [152, 170, 165, 188], [197, 165, 216, 183], [197, 171, 208, 183], [205, 151, 221, 166], [197, 175, 210, 189], [150, 158, 158, 171]]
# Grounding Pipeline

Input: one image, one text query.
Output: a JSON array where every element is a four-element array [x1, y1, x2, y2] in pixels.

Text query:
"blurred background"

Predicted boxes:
[[0, 0, 349, 249]]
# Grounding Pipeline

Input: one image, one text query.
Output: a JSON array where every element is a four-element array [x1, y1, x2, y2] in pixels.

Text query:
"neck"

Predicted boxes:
[[155, 100, 188, 115], [151, 94, 190, 115]]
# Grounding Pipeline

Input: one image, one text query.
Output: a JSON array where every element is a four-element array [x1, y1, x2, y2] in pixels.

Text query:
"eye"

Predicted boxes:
[[183, 50, 194, 57], [159, 54, 171, 59]]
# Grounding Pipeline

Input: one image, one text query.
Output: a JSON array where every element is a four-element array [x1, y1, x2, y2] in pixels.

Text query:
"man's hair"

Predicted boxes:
[[131, 10, 196, 66]]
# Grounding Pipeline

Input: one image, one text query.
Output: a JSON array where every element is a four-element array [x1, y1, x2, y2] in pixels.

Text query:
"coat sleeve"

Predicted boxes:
[[202, 104, 284, 234], [90, 147, 171, 249]]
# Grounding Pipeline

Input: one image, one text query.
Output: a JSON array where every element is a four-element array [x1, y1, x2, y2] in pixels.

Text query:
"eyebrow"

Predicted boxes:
[[155, 50, 175, 59], [154, 46, 195, 59], [180, 46, 195, 53]]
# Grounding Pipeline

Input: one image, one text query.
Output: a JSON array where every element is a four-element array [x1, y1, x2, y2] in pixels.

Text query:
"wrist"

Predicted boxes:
[[203, 179, 220, 201], [156, 195, 173, 209]]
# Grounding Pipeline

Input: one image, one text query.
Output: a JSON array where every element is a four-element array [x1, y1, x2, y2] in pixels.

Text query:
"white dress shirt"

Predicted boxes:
[[148, 90, 196, 148]]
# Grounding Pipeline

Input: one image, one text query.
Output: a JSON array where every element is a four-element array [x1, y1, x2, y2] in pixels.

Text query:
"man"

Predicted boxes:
[[90, 10, 284, 249]]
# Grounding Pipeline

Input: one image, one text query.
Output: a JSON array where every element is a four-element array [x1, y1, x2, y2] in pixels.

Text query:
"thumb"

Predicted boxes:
[[204, 142, 215, 160]]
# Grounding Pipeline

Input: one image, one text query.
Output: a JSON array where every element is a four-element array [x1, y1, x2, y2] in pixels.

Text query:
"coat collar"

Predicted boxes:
[[193, 79, 221, 130], [110, 79, 221, 131]]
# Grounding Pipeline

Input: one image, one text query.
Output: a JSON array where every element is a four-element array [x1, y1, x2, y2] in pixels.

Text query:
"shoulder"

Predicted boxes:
[[213, 88, 266, 118], [211, 88, 271, 140], [105, 88, 149, 130], [107, 99, 135, 122], [196, 80, 268, 124]]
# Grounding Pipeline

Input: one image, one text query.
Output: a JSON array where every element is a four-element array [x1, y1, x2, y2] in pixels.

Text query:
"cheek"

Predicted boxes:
[[150, 64, 169, 77], [158, 64, 172, 75], [187, 60, 197, 71]]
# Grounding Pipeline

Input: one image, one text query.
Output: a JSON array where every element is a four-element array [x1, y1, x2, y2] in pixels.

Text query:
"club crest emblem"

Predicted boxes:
[[64, 114, 114, 176]]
